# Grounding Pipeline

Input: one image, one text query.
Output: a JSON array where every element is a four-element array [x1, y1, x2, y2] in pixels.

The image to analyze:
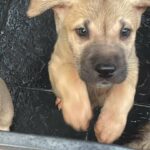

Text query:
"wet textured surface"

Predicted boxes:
[[0, 0, 150, 149]]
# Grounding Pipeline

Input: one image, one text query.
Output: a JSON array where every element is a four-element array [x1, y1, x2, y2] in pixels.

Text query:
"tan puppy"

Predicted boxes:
[[27, 0, 150, 144], [0, 78, 14, 131]]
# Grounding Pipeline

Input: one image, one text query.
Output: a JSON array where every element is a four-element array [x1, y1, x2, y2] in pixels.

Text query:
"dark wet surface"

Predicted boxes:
[[0, 0, 150, 148]]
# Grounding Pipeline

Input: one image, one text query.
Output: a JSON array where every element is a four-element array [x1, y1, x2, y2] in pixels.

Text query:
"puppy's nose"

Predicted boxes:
[[95, 64, 116, 78]]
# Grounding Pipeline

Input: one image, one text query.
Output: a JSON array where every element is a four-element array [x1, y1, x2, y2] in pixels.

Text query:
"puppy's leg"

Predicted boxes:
[[95, 54, 138, 144], [49, 44, 92, 131], [95, 82, 135, 143], [0, 78, 14, 131]]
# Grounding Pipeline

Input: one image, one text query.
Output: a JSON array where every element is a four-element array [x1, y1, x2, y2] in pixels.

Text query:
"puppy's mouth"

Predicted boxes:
[[96, 80, 113, 89]]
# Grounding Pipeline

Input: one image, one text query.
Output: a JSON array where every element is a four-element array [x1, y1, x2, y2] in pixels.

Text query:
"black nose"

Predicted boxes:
[[95, 64, 116, 78]]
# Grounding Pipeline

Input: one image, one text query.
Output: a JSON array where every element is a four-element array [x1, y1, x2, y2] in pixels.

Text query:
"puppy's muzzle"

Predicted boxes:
[[79, 44, 127, 87]]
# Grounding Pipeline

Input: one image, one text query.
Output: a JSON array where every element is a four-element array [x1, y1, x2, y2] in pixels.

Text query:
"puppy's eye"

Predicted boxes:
[[120, 27, 132, 39], [75, 27, 89, 38]]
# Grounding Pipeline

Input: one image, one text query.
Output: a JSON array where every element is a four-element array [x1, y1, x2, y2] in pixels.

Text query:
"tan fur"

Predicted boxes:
[[0, 78, 14, 131], [27, 0, 150, 144]]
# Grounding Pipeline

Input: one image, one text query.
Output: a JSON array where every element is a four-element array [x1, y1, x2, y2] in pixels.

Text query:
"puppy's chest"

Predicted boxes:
[[87, 85, 111, 108]]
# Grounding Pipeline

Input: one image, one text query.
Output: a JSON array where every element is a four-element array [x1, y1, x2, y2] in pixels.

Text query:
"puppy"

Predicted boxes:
[[27, 0, 150, 144], [0, 78, 14, 131]]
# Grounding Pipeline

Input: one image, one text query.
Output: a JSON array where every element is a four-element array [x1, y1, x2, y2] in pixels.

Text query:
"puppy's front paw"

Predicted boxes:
[[94, 110, 126, 144], [0, 127, 10, 131], [60, 96, 92, 131]]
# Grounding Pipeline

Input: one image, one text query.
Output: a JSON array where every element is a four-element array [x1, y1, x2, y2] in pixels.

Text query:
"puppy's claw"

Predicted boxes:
[[55, 98, 62, 110], [0, 127, 9, 131]]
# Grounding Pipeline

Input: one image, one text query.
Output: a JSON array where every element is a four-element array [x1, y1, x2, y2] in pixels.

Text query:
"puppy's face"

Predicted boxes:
[[27, 0, 150, 87], [63, 0, 146, 87]]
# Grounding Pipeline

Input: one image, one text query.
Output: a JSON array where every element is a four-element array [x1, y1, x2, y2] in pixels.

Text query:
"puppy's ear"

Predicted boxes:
[[27, 0, 76, 18], [133, 0, 150, 13]]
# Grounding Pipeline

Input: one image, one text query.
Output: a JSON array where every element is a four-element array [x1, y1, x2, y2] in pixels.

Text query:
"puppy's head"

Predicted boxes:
[[27, 0, 150, 88]]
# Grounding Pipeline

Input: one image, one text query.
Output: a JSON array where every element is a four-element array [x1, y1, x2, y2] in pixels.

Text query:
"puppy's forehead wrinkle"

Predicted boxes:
[[71, 0, 135, 37]]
